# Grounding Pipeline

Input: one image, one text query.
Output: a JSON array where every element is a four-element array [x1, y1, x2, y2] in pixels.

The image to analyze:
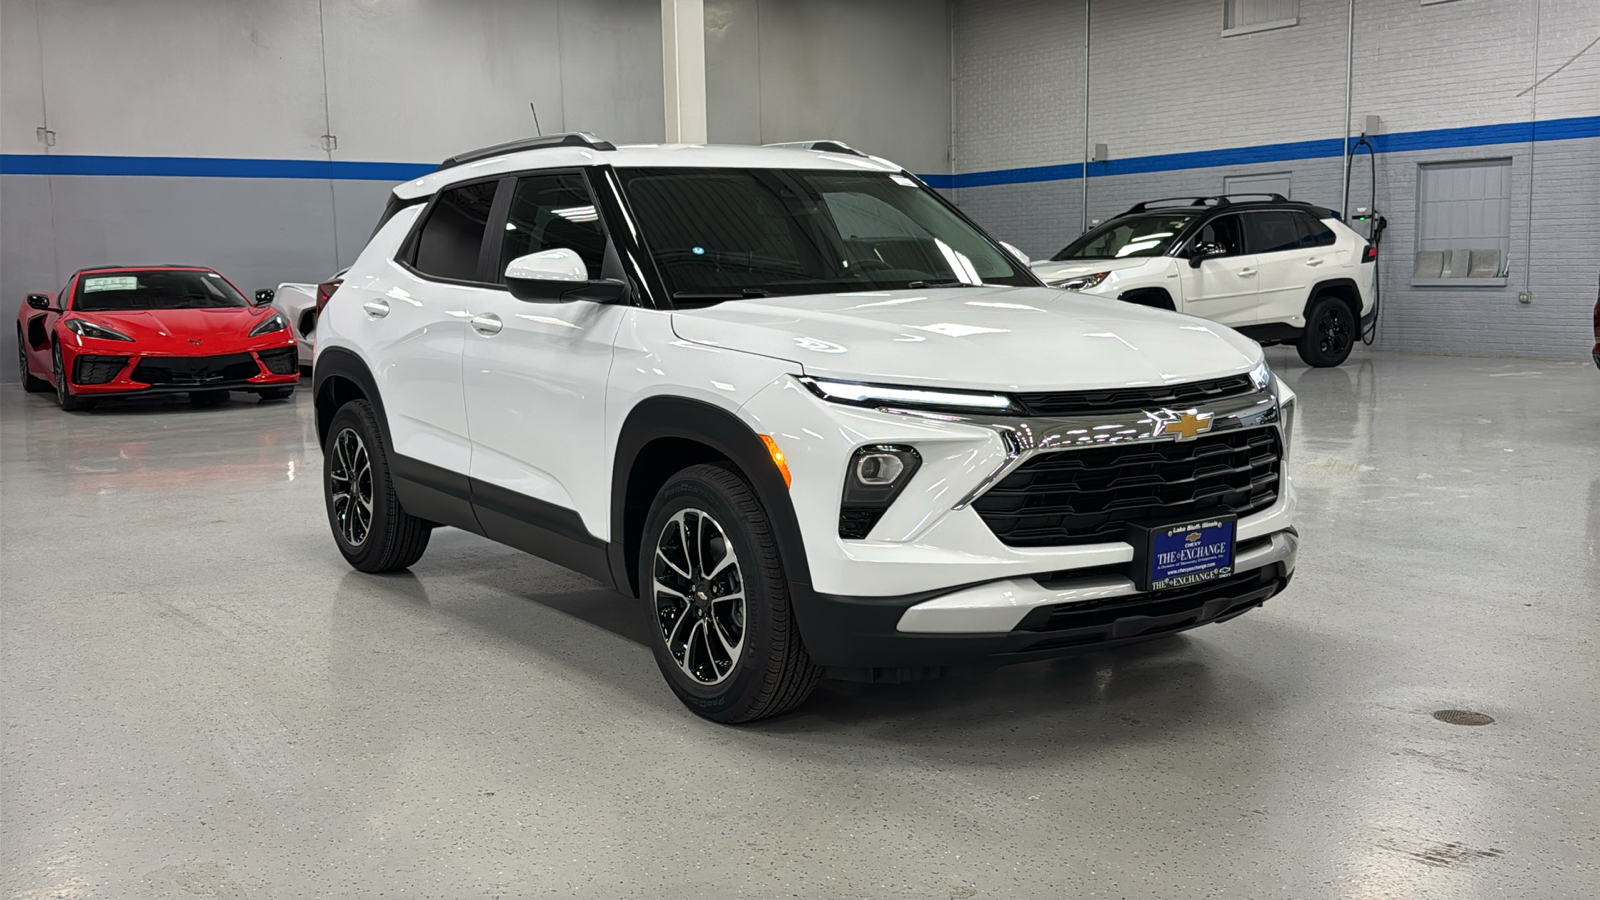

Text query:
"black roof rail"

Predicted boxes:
[[762, 140, 867, 157], [437, 132, 616, 170], [1120, 193, 1292, 216]]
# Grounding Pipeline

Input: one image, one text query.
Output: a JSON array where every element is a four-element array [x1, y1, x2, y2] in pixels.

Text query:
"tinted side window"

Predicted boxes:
[[411, 181, 498, 281], [1244, 211, 1302, 254], [1196, 215, 1245, 256], [498, 172, 607, 281], [1296, 212, 1336, 247]]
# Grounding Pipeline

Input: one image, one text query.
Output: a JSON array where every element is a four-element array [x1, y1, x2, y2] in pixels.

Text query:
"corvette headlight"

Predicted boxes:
[[248, 312, 289, 337], [1055, 271, 1112, 291], [65, 318, 134, 342], [800, 376, 1019, 414], [1249, 359, 1273, 391]]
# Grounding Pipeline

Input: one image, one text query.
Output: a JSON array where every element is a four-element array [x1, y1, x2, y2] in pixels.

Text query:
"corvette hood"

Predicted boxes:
[[76, 307, 286, 353], [1029, 257, 1153, 284], [670, 286, 1261, 392]]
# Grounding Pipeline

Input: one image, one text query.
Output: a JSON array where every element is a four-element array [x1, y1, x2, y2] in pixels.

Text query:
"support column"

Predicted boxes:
[[662, 0, 708, 144]]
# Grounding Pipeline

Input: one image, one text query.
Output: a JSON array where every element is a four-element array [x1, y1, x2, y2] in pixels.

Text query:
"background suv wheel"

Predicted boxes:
[[640, 463, 820, 723], [1298, 295, 1356, 367]]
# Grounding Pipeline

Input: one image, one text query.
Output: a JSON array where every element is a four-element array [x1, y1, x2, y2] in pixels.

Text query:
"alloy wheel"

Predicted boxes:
[[1317, 307, 1352, 356], [17, 338, 27, 382], [652, 508, 746, 685], [53, 346, 67, 405], [329, 427, 374, 546]]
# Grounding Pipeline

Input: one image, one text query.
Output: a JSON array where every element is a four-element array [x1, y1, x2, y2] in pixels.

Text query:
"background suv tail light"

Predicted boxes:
[[314, 278, 343, 318], [1362, 244, 1378, 263]]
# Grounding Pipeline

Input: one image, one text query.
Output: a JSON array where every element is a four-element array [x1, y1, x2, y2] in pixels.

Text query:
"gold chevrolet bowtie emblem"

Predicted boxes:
[[1146, 408, 1215, 441]]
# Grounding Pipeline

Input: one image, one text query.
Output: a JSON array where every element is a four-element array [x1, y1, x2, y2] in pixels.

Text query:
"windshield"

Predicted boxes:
[[1050, 214, 1196, 261], [73, 270, 249, 311], [616, 168, 1033, 300]]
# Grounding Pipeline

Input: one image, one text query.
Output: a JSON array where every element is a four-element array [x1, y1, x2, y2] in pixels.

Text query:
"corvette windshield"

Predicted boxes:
[[616, 168, 1033, 300], [1050, 213, 1197, 261], [73, 271, 249, 311]]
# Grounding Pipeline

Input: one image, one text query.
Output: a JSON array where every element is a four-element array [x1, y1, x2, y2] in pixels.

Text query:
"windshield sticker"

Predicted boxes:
[[890, 175, 918, 187], [83, 276, 138, 293]]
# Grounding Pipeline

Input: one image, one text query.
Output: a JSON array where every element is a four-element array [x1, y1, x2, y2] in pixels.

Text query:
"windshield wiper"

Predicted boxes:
[[905, 280, 980, 289], [672, 288, 770, 305]]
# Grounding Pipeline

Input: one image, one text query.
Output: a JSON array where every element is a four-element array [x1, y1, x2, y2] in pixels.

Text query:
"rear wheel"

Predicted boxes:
[[324, 399, 431, 573], [640, 463, 820, 723], [1297, 296, 1355, 367], [189, 390, 230, 408], [52, 344, 92, 411], [17, 331, 49, 392]]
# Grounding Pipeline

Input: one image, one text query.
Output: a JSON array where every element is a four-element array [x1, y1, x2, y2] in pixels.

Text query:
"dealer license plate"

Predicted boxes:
[[1147, 518, 1236, 591]]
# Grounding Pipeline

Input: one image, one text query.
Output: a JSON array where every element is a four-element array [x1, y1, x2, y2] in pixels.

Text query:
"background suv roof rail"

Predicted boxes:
[[437, 132, 616, 169], [762, 140, 867, 157], [1120, 193, 1291, 216]]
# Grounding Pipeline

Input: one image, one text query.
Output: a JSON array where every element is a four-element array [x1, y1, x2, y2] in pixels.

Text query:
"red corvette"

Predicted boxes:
[[16, 265, 299, 410]]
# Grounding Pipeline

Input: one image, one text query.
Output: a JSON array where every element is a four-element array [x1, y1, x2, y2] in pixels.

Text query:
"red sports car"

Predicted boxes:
[[16, 265, 299, 410]]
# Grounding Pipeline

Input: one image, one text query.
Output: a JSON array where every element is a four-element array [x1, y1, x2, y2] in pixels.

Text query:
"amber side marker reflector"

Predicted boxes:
[[759, 434, 792, 489]]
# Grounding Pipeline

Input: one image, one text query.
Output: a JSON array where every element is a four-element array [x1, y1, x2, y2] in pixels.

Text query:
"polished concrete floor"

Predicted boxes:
[[2, 347, 1597, 899]]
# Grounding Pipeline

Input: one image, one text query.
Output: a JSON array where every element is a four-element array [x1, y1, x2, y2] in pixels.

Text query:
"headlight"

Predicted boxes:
[[1249, 359, 1273, 391], [839, 445, 921, 539], [248, 312, 289, 337], [65, 318, 134, 342], [800, 376, 1019, 415], [1054, 271, 1111, 291]]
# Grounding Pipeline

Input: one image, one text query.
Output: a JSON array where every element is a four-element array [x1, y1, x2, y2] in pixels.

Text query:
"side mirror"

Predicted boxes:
[[1000, 242, 1031, 265], [254, 289, 276, 306], [26, 293, 52, 311], [1188, 242, 1225, 268], [504, 249, 627, 304]]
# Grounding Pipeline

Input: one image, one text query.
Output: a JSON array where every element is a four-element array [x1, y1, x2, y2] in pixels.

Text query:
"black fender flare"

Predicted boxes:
[[609, 396, 812, 598], [1304, 278, 1363, 321], [312, 347, 389, 451]]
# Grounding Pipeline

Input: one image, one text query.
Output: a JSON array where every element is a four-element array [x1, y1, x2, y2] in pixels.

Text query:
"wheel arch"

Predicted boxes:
[[1305, 278, 1362, 324], [313, 347, 389, 452], [610, 396, 811, 599], [1118, 287, 1176, 311]]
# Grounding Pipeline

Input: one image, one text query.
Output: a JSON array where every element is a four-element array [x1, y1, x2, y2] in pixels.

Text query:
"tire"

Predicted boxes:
[[52, 344, 92, 411], [1297, 295, 1356, 367], [256, 386, 295, 402], [640, 463, 821, 723], [17, 331, 49, 392], [323, 399, 431, 573], [189, 390, 230, 408]]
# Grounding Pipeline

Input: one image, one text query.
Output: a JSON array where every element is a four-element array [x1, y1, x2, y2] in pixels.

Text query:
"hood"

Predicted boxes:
[[73, 307, 287, 353], [1029, 257, 1153, 284], [670, 286, 1261, 392]]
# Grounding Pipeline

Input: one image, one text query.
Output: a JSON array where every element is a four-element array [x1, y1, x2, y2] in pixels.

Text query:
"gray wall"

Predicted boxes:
[[950, 0, 1600, 360]]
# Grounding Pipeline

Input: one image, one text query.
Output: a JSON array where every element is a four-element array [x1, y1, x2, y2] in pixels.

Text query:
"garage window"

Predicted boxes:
[[1223, 0, 1298, 36], [1412, 159, 1511, 286]]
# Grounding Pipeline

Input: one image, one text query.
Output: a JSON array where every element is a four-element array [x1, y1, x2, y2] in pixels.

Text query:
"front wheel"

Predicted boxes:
[[323, 399, 431, 573], [640, 463, 820, 723], [1297, 296, 1356, 367], [52, 344, 92, 411]]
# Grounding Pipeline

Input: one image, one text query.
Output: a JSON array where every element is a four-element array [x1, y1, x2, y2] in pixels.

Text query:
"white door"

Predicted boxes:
[[356, 181, 501, 475], [461, 170, 626, 542], [1243, 210, 1315, 321], [1177, 213, 1259, 326]]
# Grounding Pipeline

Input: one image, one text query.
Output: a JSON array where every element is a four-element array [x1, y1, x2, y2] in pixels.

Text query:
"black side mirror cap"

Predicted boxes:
[[254, 289, 276, 305], [26, 293, 51, 310], [1188, 242, 1225, 268]]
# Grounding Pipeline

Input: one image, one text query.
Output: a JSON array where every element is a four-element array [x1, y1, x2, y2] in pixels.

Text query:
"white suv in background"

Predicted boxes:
[[1029, 196, 1376, 367], [314, 135, 1299, 722]]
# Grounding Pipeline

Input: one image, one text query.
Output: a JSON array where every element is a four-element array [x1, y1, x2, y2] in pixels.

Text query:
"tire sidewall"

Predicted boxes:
[[324, 401, 399, 570], [1301, 297, 1354, 367], [639, 468, 786, 719]]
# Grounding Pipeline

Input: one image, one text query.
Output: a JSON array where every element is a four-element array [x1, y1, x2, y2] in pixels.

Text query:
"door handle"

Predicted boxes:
[[1238, 267, 1257, 277], [470, 313, 503, 335], [363, 299, 390, 318], [1305, 257, 1324, 266]]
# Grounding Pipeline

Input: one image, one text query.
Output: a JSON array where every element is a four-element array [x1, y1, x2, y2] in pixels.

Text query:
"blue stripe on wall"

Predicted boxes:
[[919, 115, 1600, 190], [2, 116, 1595, 186]]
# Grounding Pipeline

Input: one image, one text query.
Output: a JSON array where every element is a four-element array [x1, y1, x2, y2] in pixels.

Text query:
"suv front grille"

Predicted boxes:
[[973, 428, 1282, 547], [257, 346, 298, 375], [131, 353, 260, 386], [73, 355, 128, 385], [1014, 375, 1256, 417]]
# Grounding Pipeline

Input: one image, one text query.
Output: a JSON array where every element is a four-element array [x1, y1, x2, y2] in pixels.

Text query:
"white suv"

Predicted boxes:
[[1029, 196, 1376, 367], [314, 135, 1299, 722]]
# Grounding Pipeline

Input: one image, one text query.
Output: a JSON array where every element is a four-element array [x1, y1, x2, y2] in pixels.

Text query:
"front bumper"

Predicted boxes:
[[797, 528, 1296, 678], [64, 344, 300, 395]]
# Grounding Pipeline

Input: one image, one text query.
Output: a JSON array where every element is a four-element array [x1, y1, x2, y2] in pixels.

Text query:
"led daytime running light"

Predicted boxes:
[[803, 377, 1016, 412]]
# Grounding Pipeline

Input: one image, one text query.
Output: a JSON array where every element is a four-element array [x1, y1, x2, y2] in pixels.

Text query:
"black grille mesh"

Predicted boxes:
[[131, 353, 260, 386], [974, 428, 1281, 547], [73, 355, 128, 385], [1015, 375, 1256, 417], [257, 346, 298, 375]]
